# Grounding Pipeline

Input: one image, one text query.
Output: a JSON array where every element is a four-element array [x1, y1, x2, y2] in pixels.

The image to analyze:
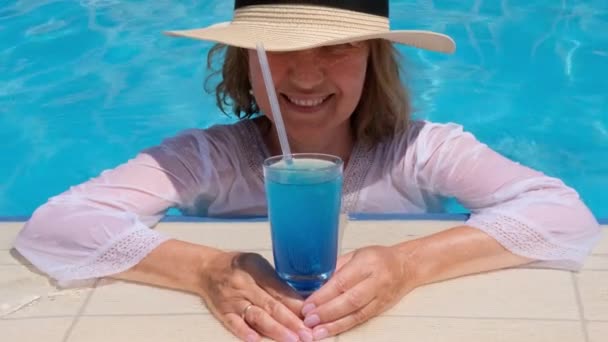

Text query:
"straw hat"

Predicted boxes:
[[165, 0, 456, 54]]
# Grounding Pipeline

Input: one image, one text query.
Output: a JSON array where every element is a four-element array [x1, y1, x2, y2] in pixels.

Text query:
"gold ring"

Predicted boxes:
[[241, 303, 254, 320]]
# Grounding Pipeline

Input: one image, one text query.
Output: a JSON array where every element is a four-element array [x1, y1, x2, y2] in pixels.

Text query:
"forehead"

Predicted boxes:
[[252, 41, 371, 55]]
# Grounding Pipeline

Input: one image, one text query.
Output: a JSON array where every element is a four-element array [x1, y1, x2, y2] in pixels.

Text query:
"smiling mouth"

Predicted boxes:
[[282, 94, 332, 108]]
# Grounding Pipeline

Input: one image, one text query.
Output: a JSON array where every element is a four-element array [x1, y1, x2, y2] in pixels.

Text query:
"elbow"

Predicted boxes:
[[467, 194, 602, 271], [13, 200, 168, 287], [466, 176, 602, 271], [559, 191, 602, 245], [521, 182, 602, 248], [15, 204, 51, 254], [13, 203, 73, 281], [13, 199, 111, 283], [529, 195, 602, 270]]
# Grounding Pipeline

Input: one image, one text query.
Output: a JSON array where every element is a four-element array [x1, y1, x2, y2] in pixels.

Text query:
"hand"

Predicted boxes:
[[199, 251, 313, 342], [299, 246, 416, 340]]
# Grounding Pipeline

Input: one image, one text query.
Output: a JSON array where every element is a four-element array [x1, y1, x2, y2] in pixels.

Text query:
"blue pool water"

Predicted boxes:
[[0, 0, 607, 218], [265, 158, 342, 295]]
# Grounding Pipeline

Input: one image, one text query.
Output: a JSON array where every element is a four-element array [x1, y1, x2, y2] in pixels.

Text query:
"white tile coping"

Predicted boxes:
[[0, 221, 606, 342]]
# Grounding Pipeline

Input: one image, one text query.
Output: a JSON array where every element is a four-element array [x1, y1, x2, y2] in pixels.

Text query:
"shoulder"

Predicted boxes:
[[156, 120, 253, 148], [173, 119, 251, 141], [380, 120, 478, 157], [142, 120, 257, 160], [406, 120, 474, 144], [202, 119, 255, 140]]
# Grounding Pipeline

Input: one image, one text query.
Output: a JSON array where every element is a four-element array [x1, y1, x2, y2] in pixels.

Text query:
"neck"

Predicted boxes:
[[257, 118, 355, 165]]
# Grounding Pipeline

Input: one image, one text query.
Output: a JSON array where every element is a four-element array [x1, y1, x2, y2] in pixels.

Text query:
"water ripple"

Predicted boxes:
[[1, 0, 606, 217]]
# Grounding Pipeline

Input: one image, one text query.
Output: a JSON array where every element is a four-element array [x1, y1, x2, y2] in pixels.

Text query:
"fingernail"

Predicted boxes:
[[298, 329, 313, 342], [313, 328, 329, 341], [302, 303, 316, 316], [304, 314, 320, 328], [246, 334, 258, 342], [285, 332, 299, 342]]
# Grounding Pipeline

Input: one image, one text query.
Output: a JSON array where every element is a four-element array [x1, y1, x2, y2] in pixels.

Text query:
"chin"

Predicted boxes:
[[288, 119, 345, 137]]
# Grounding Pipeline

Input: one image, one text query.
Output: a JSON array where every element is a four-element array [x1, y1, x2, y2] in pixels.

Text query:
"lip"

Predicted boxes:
[[280, 93, 333, 114]]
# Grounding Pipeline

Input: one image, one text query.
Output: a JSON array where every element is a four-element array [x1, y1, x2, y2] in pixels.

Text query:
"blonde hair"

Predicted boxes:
[[205, 39, 411, 144]]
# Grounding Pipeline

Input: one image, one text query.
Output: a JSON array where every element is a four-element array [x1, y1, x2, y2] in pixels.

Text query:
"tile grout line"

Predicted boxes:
[[1, 312, 214, 321], [581, 268, 608, 272], [6, 313, 608, 322], [80, 312, 212, 318], [61, 280, 99, 342], [571, 272, 590, 342], [1, 315, 84, 321], [378, 314, 581, 322]]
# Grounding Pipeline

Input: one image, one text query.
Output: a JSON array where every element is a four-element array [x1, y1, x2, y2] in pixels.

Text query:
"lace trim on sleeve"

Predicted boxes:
[[53, 224, 171, 286], [240, 120, 269, 183], [342, 142, 373, 213], [466, 212, 590, 266]]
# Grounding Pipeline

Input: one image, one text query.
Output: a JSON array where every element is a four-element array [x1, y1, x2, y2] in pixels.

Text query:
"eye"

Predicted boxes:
[[346, 41, 365, 48], [323, 42, 365, 54]]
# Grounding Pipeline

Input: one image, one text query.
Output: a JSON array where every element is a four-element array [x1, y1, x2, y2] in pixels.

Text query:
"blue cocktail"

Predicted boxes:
[[263, 154, 343, 296]]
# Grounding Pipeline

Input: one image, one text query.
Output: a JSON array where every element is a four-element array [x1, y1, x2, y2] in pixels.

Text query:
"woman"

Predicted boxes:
[[14, 1, 601, 342]]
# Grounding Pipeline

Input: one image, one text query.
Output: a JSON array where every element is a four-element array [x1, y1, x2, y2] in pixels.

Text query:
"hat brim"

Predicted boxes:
[[165, 22, 456, 54]]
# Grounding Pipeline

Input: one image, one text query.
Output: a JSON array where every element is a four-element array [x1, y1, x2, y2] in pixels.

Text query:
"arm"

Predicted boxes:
[[395, 225, 532, 287], [14, 129, 311, 341], [13, 130, 217, 286], [113, 239, 220, 296], [409, 121, 601, 270], [299, 225, 534, 340], [300, 122, 601, 339]]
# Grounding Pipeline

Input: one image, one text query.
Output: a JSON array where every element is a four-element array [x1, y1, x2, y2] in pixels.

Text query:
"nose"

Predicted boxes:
[[288, 49, 325, 90]]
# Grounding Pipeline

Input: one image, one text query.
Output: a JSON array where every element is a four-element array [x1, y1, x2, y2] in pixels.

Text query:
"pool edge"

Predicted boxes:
[[1, 214, 607, 224]]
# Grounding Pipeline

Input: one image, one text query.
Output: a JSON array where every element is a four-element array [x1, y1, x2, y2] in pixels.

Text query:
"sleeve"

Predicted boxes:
[[407, 121, 602, 270], [13, 129, 222, 287]]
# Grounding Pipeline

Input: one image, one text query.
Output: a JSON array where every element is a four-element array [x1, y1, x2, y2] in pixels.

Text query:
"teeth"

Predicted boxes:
[[287, 96, 327, 107]]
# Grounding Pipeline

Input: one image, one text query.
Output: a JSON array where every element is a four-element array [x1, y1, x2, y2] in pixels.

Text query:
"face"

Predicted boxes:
[[248, 42, 370, 140]]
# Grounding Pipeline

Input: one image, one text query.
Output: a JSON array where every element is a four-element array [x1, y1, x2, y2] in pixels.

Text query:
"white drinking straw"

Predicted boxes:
[[256, 42, 293, 163]]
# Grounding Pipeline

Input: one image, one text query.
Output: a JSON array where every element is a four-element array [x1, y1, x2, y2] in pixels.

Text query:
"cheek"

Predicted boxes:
[[332, 55, 368, 106], [248, 53, 272, 114], [248, 53, 264, 93], [248, 52, 288, 112]]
